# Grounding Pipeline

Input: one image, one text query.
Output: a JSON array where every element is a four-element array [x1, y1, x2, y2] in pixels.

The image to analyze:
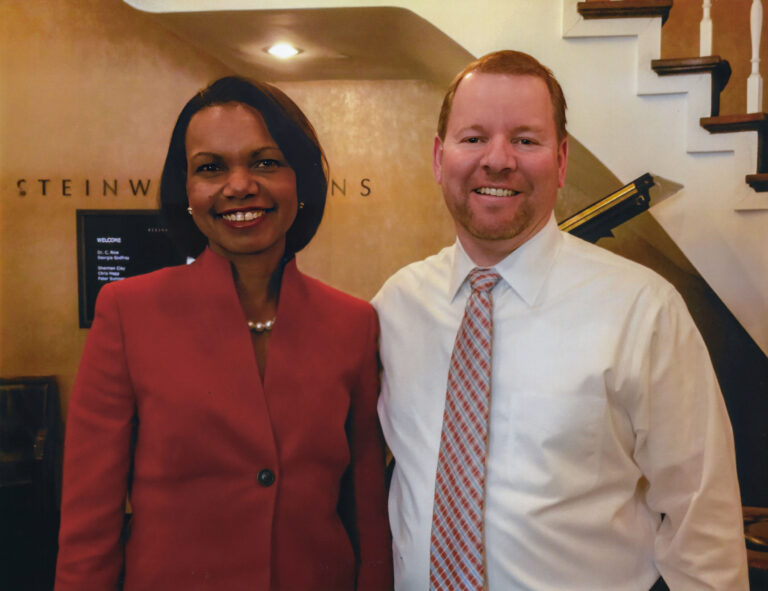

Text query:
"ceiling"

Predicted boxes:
[[122, 3, 474, 84]]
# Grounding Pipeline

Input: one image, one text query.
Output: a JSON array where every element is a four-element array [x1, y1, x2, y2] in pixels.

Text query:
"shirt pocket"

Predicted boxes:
[[492, 380, 607, 497]]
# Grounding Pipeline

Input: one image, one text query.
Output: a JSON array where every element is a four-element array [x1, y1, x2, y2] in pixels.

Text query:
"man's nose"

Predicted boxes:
[[224, 166, 258, 198], [481, 137, 516, 173]]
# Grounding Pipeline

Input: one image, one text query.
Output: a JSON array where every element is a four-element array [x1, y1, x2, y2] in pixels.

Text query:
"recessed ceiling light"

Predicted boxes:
[[266, 42, 301, 59]]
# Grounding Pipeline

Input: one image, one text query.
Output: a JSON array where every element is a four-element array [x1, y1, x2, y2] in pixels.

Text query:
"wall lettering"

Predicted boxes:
[[129, 179, 152, 196], [360, 178, 371, 197], [14, 176, 373, 198], [330, 177, 373, 197], [103, 179, 118, 196], [14, 178, 154, 198], [331, 178, 346, 196]]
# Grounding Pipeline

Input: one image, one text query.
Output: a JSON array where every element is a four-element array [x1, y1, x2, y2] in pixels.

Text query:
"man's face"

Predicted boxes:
[[434, 72, 567, 265]]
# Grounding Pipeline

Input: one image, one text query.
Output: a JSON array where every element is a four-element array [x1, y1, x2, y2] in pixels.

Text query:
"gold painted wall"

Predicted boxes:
[[281, 80, 454, 300], [0, 0, 454, 415], [1, 0, 229, 414]]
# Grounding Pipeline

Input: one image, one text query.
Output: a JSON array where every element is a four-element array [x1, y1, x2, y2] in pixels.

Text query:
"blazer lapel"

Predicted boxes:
[[188, 248, 279, 459]]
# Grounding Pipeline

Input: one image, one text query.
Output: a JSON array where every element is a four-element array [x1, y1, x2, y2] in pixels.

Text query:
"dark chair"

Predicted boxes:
[[0, 376, 62, 591]]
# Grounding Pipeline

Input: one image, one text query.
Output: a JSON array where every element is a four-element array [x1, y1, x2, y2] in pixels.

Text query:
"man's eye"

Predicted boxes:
[[464, 137, 480, 144], [518, 138, 535, 145]]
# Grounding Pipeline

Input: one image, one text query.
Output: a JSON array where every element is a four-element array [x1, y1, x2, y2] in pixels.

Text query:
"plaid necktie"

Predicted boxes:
[[430, 267, 501, 590]]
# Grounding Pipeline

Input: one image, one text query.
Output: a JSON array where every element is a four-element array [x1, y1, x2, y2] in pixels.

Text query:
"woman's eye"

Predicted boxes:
[[254, 159, 281, 169], [195, 162, 221, 173]]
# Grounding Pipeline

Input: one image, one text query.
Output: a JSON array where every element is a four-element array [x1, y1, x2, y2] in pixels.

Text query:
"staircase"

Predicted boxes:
[[578, 0, 768, 193], [561, 0, 767, 356]]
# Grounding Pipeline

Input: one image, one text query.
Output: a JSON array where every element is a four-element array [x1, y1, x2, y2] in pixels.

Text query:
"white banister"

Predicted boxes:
[[700, 0, 713, 56], [747, 0, 763, 112]]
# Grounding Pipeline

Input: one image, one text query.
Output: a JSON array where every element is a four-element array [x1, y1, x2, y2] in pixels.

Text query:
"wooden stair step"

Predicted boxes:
[[577, 0, 673, 24], [701, 114, 768, 172], [701, 114, 768, 190], [652, 57, 731, 116], [746, 174, 768, 192], [700, 113, 768, 134]]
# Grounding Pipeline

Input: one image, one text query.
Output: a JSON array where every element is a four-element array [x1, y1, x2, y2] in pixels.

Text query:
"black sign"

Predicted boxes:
[[76, 209, 186, 328]]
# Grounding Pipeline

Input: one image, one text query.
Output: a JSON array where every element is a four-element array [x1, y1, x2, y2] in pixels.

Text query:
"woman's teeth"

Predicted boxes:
[[221, 210, 265, 222]]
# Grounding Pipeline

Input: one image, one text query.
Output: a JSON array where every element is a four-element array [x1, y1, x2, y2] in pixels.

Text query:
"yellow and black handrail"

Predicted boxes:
[[558, 173, 654, 243]]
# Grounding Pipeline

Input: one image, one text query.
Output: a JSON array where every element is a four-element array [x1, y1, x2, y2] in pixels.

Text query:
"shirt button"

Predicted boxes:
[[257, 469, 275, 487]]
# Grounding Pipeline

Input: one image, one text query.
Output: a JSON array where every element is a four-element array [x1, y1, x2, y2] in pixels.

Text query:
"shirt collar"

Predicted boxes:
[[448, 213, 562, 306]]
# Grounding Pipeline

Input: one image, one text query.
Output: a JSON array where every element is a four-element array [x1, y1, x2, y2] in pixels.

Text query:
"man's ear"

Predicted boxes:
[[557, 136, 568, 188], [433, 134, 444, 184]]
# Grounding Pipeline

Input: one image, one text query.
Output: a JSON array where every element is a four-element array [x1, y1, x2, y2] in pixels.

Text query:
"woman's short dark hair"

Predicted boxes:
[[160, 76, 327, 259]]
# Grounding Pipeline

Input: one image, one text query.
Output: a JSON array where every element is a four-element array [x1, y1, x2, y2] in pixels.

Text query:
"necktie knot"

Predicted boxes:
[[469, 267, 501, 293]]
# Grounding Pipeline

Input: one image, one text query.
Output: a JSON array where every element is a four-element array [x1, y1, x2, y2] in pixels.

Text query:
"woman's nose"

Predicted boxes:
[[224, 166, 257, 198]]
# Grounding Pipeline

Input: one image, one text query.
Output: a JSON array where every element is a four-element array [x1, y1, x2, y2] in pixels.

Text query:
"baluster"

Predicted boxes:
[[747, 0, 764, 112], [700, 0, 713, 56]]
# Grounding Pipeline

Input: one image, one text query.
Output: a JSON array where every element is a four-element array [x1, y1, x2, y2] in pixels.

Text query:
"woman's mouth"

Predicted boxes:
[[218, 209, 267, 222]]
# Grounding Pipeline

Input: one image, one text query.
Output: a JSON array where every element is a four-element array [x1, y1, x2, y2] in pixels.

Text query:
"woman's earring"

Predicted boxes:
[[187, 207, 193, 215], [298, 201, 305, 210]]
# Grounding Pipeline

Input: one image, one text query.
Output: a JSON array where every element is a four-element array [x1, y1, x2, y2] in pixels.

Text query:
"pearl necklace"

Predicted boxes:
[[247, 318, 276, 333]]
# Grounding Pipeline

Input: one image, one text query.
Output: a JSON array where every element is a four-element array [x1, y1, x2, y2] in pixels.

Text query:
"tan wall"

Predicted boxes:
[[281, 80, 454, 299], [0, 0, 454, 415]]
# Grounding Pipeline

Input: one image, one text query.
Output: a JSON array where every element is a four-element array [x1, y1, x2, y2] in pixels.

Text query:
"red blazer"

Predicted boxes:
[[55, 248, 393, 591]]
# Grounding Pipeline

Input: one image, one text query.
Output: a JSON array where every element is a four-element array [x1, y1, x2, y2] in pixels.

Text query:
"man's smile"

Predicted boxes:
[[474, 186, 519, 197]]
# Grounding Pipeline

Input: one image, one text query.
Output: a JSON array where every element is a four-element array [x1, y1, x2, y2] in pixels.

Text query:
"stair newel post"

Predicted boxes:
[[747, 0, 764, 113], [700, 0, 713, 56]]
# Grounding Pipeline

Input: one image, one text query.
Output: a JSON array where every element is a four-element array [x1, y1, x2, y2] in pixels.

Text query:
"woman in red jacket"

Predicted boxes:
[[55, 77, 393, 591]]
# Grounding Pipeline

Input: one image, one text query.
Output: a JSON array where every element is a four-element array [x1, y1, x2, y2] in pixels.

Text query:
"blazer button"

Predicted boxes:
[[257, 469, 275, 487]]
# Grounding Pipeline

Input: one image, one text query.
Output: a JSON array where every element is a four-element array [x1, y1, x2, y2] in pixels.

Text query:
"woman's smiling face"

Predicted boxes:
[[185, 101, 298, 261]]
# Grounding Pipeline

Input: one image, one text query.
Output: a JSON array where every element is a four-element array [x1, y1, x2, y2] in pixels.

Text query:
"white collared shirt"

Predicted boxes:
[[373, 215, 748, 590]]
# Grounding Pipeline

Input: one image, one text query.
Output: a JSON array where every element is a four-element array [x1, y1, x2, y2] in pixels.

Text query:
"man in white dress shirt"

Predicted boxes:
[[373, 50, 749, 590]]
